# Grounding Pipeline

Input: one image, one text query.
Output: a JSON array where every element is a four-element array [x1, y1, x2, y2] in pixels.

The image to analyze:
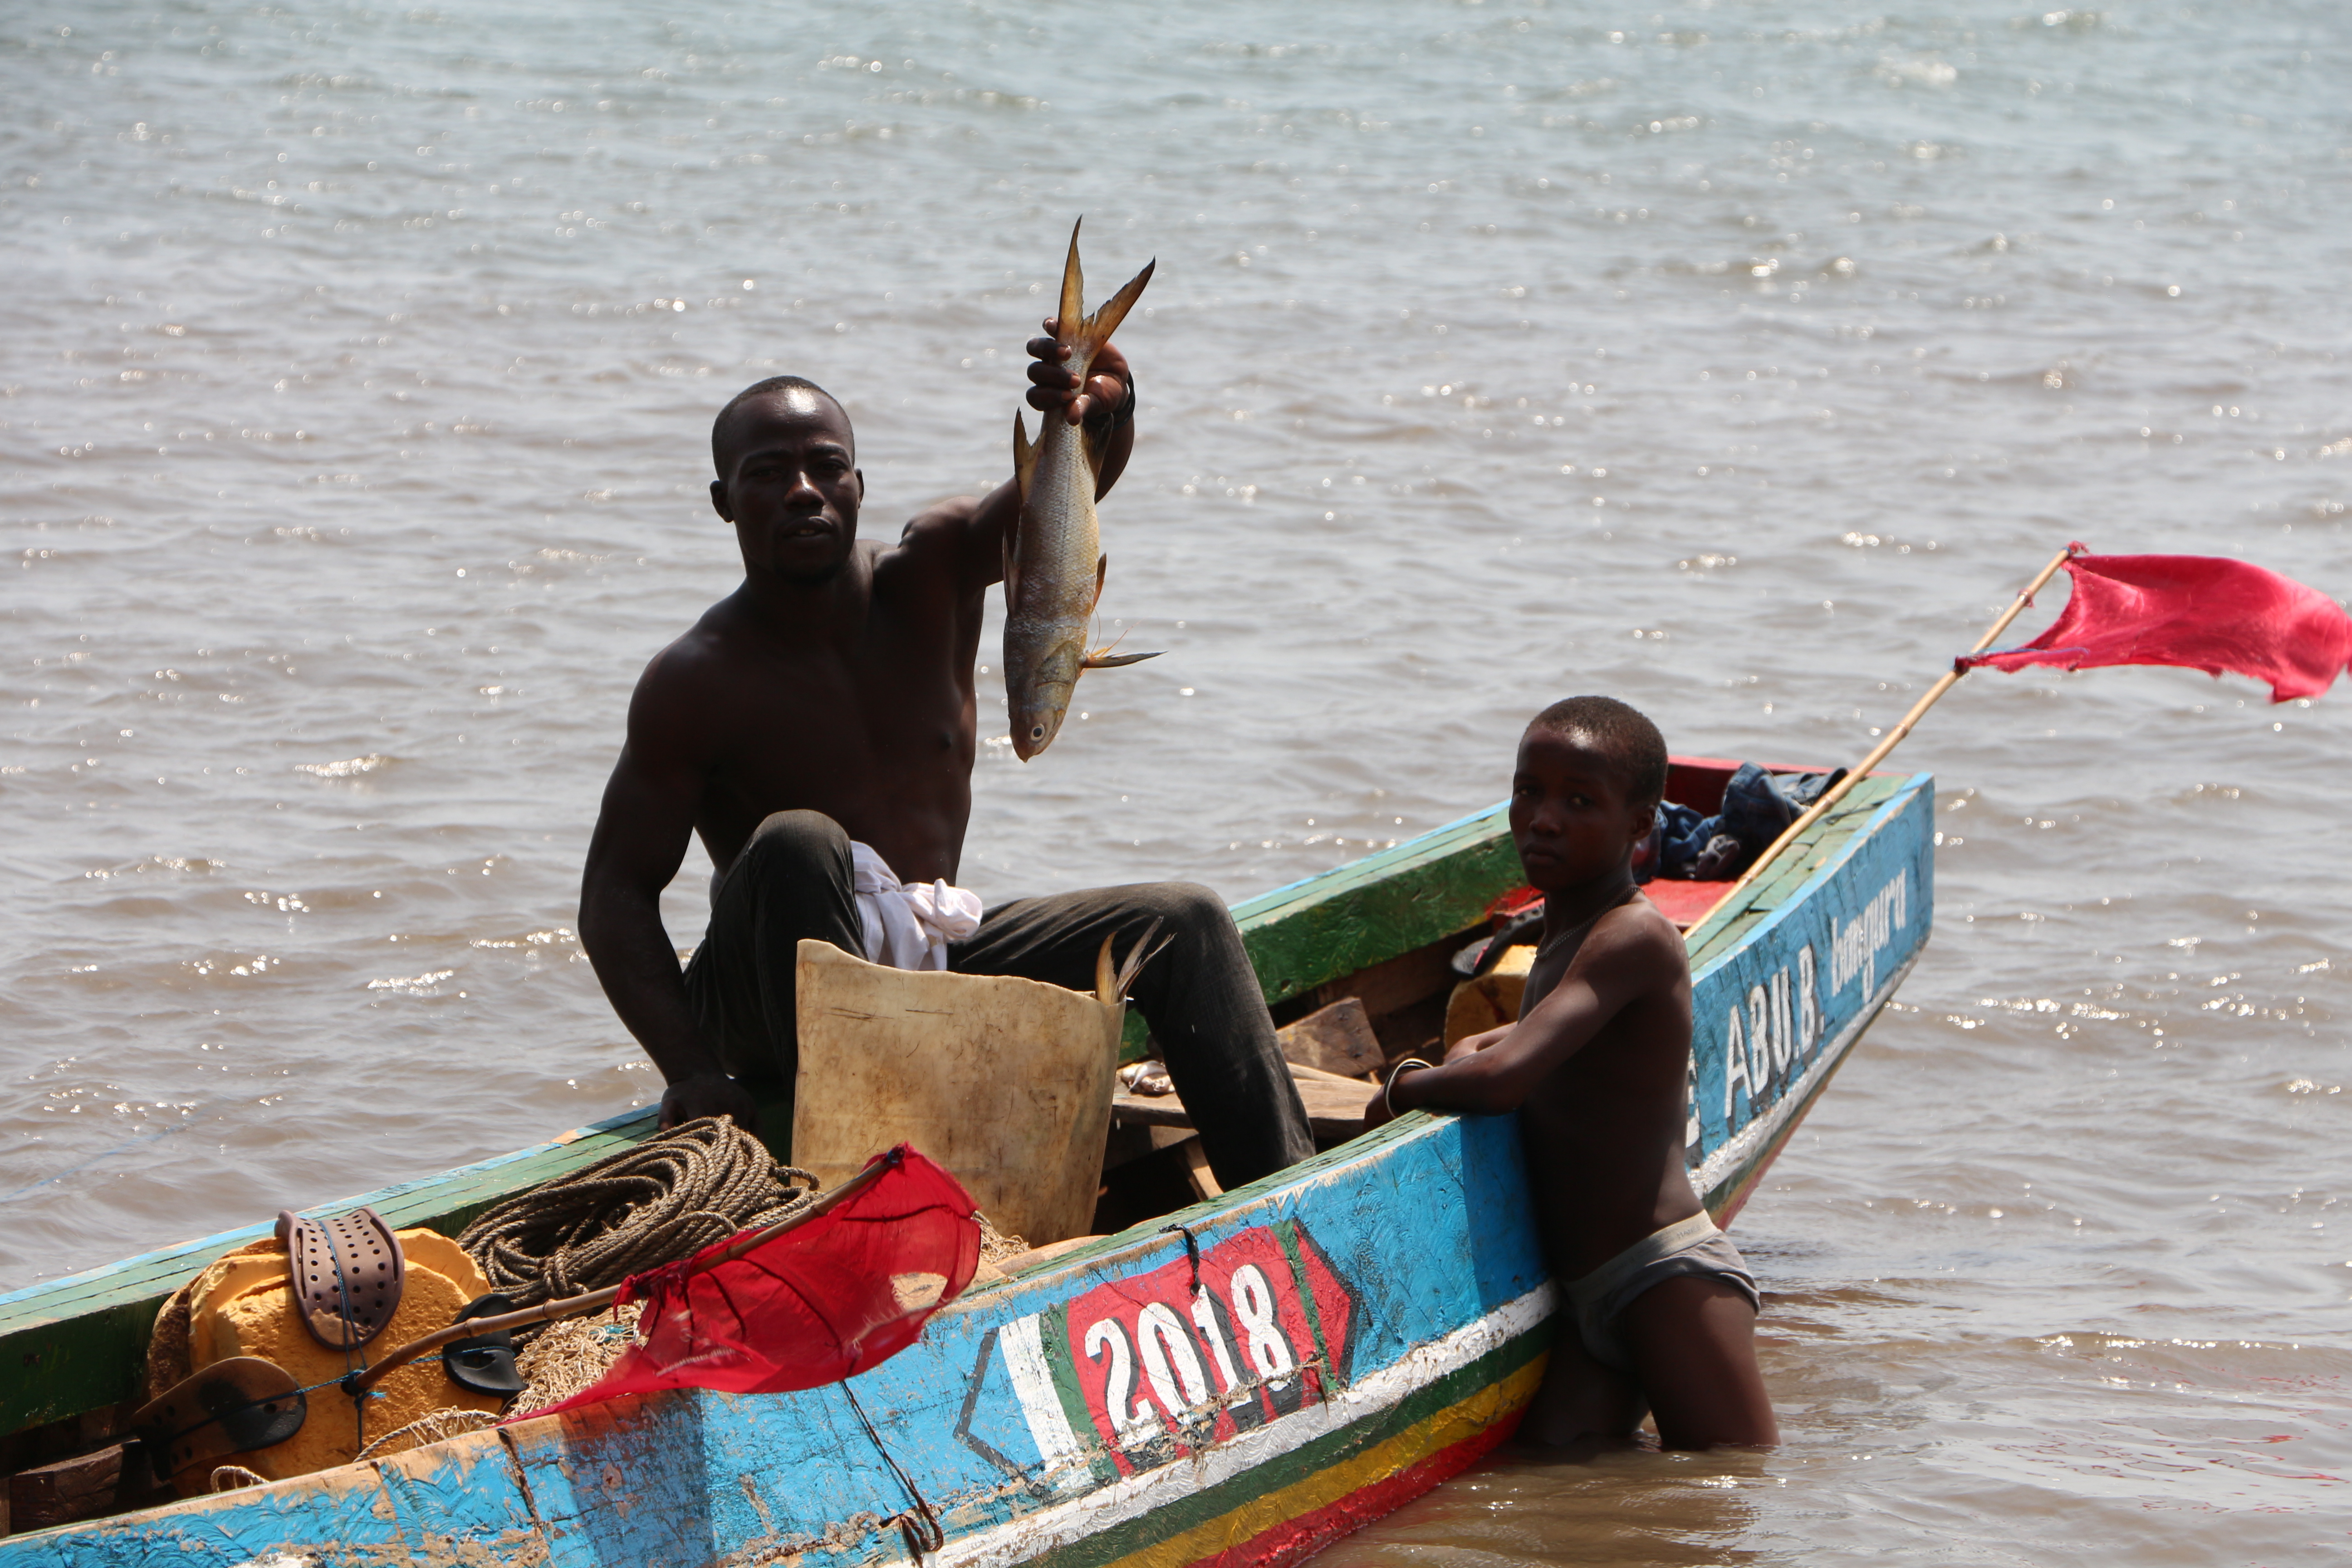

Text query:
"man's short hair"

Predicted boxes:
[[1527, 696, 1669, 808], [711, 376, 846, 475]]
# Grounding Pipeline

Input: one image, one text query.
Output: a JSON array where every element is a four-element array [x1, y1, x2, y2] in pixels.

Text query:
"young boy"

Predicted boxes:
[[1363, 696, 1778, 1450]]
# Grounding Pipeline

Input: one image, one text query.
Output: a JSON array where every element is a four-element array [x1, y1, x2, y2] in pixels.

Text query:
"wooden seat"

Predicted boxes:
[[1111, 1058, 1372, 1147]]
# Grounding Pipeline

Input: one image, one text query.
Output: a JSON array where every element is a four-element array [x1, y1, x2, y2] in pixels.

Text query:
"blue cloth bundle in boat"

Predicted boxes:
[[1454, 762, 1849, 979], [1637, 763, 1846, 883]]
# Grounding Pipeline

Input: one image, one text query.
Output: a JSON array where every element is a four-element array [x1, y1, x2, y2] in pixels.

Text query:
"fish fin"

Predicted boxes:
[[1082, 607, 1159, 668], [1095, 933, 1118, 1006], [1114, 919, 1169, 997], [1004, 412, 1031, 607], [1011, 411, 1035, 499], [1092, 553, 1107, 611]]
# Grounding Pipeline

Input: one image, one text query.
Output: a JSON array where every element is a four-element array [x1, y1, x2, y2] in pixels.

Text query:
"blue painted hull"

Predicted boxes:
[[1687, 771, 1935, 1219]]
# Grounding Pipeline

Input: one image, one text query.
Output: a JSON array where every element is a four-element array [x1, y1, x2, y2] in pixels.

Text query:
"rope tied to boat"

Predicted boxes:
[[843, 1381, 943, 1563], [352, 1406, 501, 1462], [457, 1117, 819, 1309]]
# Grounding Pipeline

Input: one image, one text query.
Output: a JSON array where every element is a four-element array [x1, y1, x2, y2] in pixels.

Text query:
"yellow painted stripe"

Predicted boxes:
[[1100, 1354, 1550, 1568]]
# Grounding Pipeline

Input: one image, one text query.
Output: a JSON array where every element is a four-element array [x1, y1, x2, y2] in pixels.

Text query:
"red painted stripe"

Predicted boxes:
[[1181, 1407, 1528, 1568]]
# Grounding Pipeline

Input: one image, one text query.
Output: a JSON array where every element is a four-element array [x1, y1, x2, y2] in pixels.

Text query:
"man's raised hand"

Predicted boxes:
[[1026, 318, 1131, 428]]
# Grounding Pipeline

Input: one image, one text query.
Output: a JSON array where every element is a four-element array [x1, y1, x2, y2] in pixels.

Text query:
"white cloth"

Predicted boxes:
[[848, 841, 984, 972]]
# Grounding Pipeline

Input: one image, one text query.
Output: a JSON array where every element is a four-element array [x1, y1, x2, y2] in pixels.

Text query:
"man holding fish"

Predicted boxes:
[[578, 232, 1313, 1192]]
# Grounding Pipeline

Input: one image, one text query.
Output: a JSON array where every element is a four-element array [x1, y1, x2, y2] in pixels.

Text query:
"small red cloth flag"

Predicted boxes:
[[525, 1145, 979, 1417], [1957, 549, 2352, 703]]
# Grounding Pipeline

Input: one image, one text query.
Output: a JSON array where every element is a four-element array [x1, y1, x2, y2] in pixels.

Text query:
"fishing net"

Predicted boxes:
[[509, 1302, 644, 1415], [524, 1146, 979, 1417]]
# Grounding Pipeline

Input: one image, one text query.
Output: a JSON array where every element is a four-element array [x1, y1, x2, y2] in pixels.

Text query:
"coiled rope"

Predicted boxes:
[[458, 1117, 818, 1308]]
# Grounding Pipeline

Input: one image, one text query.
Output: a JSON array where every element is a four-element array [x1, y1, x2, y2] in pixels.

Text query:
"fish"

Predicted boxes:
[[1004, 220, 1159, 760]]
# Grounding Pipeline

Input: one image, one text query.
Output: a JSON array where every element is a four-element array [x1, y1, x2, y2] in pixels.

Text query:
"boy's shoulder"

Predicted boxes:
[[1578, 891, 1691, 990]]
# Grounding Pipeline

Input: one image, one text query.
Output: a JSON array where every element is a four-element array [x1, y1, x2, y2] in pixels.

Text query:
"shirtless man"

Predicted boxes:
[[578, 326, 1313, 1191], [1364, 697, 1777, 1450]]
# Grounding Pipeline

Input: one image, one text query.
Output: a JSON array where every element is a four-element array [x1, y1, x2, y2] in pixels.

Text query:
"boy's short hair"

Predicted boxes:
[[711, 375, 844, 475], [1527, 696, 1669, 808]]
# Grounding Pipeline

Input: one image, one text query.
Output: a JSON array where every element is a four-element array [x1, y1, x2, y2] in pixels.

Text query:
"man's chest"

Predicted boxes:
[[711, 651, 972, 764]]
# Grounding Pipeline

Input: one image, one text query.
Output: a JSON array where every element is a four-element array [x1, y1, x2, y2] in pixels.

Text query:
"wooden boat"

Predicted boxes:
[[0, 756, 1932, 1564]]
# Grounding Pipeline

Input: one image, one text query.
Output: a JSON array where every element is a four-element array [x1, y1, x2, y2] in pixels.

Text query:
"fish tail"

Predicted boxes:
[[1055, 217, 1155, 375], [1057, 219, 1088, 352], [1078, 256, 1155, 355]]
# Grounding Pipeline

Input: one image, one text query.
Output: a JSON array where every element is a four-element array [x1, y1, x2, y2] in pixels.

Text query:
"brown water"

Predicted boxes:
[[5, 0, 2350, 1558]]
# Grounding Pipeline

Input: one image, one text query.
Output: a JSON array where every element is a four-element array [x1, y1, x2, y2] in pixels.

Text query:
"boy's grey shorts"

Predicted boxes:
[[1565, 1210, 1761, 1373]]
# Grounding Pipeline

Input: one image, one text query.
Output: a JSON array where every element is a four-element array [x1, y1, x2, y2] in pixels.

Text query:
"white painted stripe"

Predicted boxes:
[[937, 1282, 1557, 1568], [1003, 1311, 1093, 1497], [1693, 945, 1920, 1200]]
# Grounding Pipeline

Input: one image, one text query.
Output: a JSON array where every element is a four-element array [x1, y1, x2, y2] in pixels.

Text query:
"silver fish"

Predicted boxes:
[[1005, 220, 1158, 761]]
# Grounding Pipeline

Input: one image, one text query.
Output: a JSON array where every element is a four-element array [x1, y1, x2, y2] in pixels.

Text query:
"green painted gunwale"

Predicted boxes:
[[0, 1113, 662, 1437], [0, 768, 1911, 1441]]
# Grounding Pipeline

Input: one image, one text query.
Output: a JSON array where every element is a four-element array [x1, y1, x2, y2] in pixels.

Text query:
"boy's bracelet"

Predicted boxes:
[[1383, 1058, 1433, 1119]]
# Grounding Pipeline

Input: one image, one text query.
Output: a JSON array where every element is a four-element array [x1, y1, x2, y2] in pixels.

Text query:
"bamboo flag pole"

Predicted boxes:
[[1685, 544, 2079, 938]]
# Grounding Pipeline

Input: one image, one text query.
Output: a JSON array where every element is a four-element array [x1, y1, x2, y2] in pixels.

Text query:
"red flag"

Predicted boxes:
[[1958, 549, 2352, 703], [525, 1146, 979, 1417]]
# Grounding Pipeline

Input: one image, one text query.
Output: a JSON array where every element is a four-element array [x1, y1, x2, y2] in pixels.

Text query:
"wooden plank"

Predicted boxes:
[[1101, 1121, 1197, 1174], [1275, 999, 1383, 1079], [1113, 1064, 1370, 1144], [6, 1444, 140, 1533], [1108, 1095, 1192, 1129], [1180, 1140, 1222, 1201]]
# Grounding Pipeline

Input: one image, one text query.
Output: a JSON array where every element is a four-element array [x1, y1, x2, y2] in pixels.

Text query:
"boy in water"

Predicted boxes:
[[1363, 697, 1778, 1450]]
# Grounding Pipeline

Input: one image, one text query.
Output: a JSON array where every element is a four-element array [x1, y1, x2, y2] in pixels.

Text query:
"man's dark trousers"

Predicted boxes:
[[681, 809, 1316, 1191]]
